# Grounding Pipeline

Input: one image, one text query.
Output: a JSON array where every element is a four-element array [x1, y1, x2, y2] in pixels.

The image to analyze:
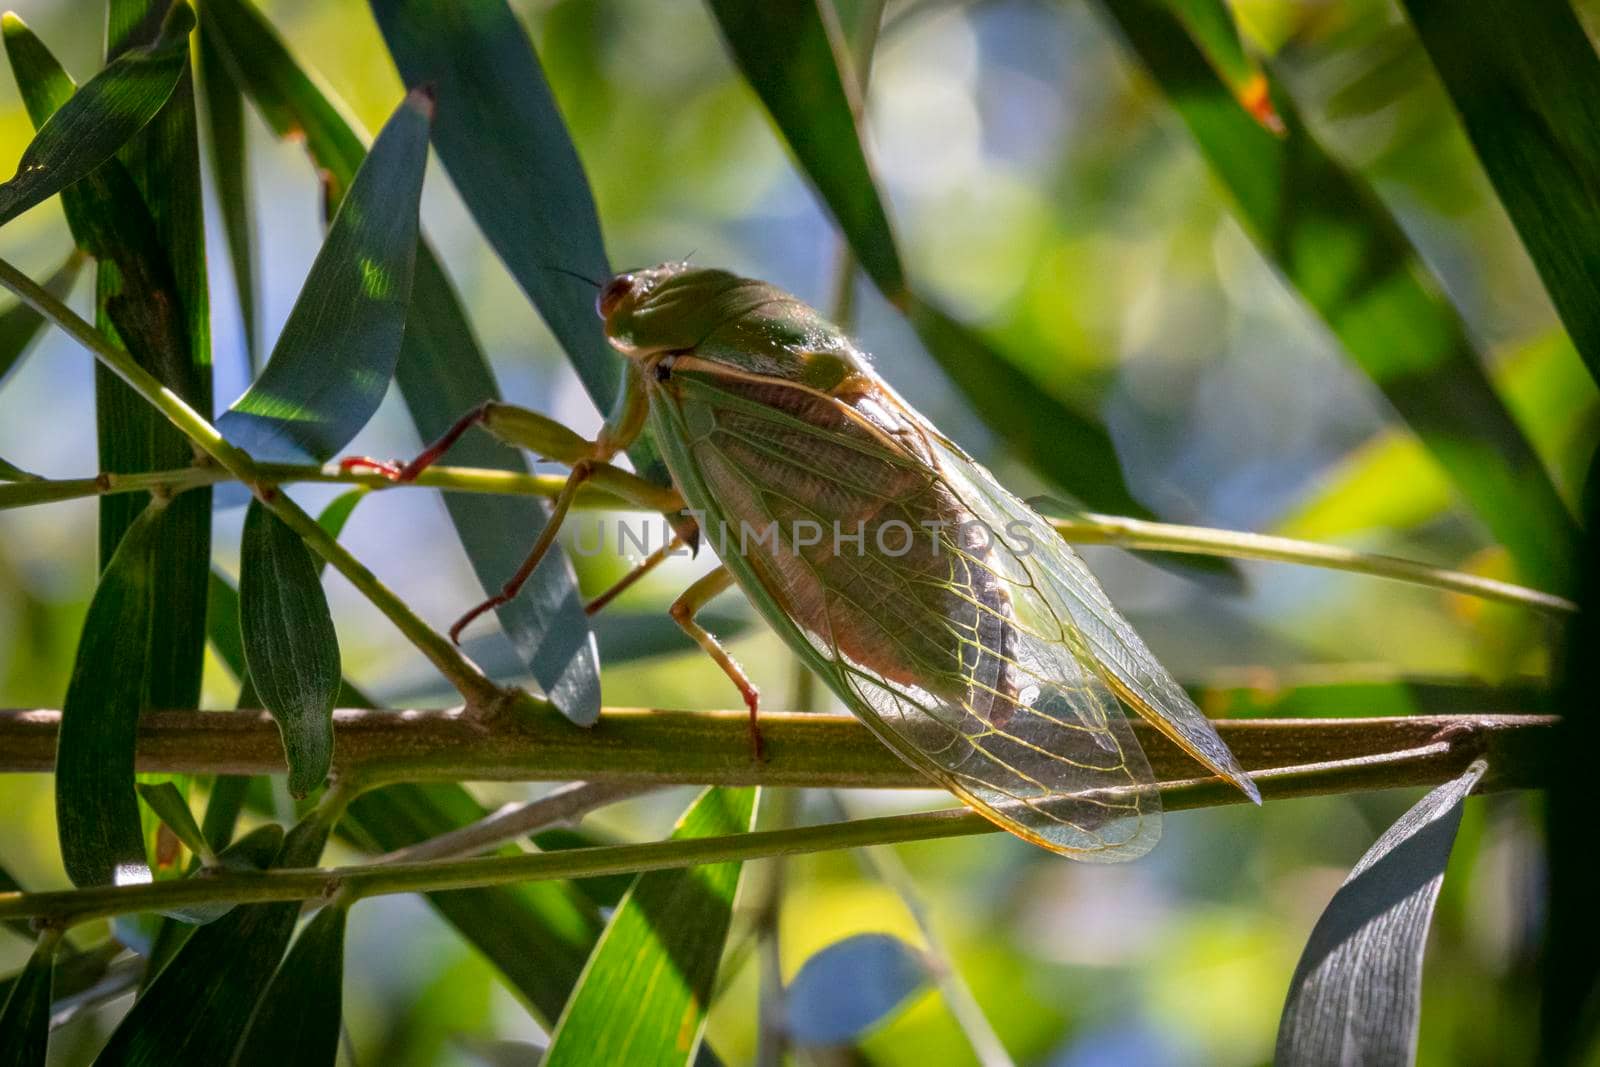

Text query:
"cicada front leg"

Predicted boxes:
[[670, 565, 765, 760]]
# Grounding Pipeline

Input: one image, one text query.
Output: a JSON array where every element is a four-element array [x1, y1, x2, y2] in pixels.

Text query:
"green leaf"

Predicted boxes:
[[4, 10, 212, 716], [367, 0, 616, 406], [701, 4, 1178, 529], [907, 295, 1186, 529], [217, 87, 432, 463], [196, 10, 257, 367], [399, 252, 601, 724], [1276, 760, 1486, 1065], [341, 784, 602, 1024], [1401, 0, 1600, 387], [0, 455, 40, 482], [154, 821, 283, 930], [543, 787, 758, 1067], [1540, 453, 1600, 1060], [136, 782, 213, 863], [239, 499, 341, 798], [0, 2, 193, 227], [56, 499, 170, 888], [93, 817, 329, 1065], [785, 933, 932, 1046], [0, 932, 57, 1067], [1097, 0, 1579, 590], [205, 0, 603, 725], [703, 0, 903, 296], [1277, 331, 1597, 540], [0, 252, 80, 389], [232, 904, 347, 1067]]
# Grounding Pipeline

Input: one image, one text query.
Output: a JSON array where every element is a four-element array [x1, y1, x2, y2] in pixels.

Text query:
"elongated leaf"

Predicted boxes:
[[1541, 453, 1600, 1060], [341, 784, 602, 1023], [56, 499, 169, 889], [704, 0, 903, 296], [217, 88, 431, 462], [1277, 332, 1597, 539], [367, 0, 616, 405], [702, 4, 1169, 526], [0, 862, 36, 942], [93, 818, 329, 1065], [154, 821, 282, 931], [0, 933, 56, 1067], [399, 251, 600, 723], [0, 455, 39, 482], [785, 933, 932, 1046], [1276, 760, 1486, 1065], [0, 252, 80, 388], [136, 781, 211, 861], [205, 0, 602, 725], [232, 904, 347, 1067], [543, 787, 758, 1067], [1098, 0, 1578, 590], [217, 544, 601, 1005], [1402, 0, 1600, 386], [4, 12, 212, 715], [0, 2, 192, 226], [196, 10, 257, 366], [907, 295, 1168, 525], [239, 499, 340, 798]]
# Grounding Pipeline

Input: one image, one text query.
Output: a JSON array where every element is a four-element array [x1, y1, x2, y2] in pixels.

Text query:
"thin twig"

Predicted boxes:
[[0, 735, 1532, 927], [1057, 511, 1575, 615], [1, 458, 1571, 614], [0, 709, 1553, 786], [0, 254, 505, 708], [369, 781, 659, 864]]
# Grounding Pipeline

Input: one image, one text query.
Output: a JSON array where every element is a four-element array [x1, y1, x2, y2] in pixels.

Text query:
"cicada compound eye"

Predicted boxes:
[[597, 274, 635, 319]]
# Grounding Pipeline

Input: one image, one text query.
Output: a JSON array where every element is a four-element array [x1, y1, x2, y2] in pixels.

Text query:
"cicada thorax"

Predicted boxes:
[[666, 362, 1022, 729]]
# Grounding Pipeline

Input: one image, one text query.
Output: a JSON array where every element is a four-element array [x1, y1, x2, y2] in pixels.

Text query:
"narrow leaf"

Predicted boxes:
[[543, 787, 758, 1067], [1276, 760, 1487, 1065], [196, 10, 257, 366], [205, 0, 602, 725], [1402, 0, 1600, 385], [908, 295, 1170, 526], [398, 251, 600, 723], [93, 818, 330, 1065], [702, 3, 1174, 527], [136, 782, 212, 863], [0, 932, 57, 1067], [703, 0, 904, 295], [785, 933, 932, 1046], [367, 0, 617, 406], [0, 252, 80, 388], [0, 455, 40, 482], [56, 499, 169, 888], [1540, 453, 1600, 1060], [0, 2, 193, 226], [155, 821, 282, 929], [4, 11, 212, 713], [232, 904, 347, 1067], [217, 88, 432, 462], [239, 499, 340, 798], [1098, 0, 1579, 589]]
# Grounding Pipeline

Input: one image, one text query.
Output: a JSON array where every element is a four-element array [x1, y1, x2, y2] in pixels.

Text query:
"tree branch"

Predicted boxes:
[[0, 708, 1555, 789], [0, 727, 1551, 927]]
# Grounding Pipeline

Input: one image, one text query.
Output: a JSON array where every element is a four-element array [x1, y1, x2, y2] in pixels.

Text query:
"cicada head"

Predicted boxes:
[[598, 264, 770, 357], [598, 262, 870, 389]]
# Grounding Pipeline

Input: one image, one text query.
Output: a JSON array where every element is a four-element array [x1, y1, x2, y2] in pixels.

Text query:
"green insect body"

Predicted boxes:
[[596, 264, 1259, 860]]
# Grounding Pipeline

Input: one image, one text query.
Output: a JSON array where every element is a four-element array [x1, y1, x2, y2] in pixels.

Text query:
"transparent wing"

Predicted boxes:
[[673, 371, 1166, 859], [931, 436, 1260, 805]]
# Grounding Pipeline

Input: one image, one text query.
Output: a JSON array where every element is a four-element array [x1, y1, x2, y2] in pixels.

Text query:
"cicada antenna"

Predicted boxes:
[[543, 264, 603, 288]]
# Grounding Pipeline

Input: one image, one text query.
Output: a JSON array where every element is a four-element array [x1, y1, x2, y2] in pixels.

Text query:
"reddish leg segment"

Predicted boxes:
[[670, 566, 764, 760]]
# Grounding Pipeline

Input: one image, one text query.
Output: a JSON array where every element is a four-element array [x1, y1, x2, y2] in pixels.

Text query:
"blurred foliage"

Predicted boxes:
[[0, 0, 1592, 1065]]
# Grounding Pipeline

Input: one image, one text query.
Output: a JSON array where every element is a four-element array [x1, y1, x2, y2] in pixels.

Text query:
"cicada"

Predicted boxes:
[[361, 263, 1259, 860]]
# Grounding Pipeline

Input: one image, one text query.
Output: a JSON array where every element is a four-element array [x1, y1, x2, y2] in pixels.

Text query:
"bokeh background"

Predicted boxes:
[[0, 1, 1594, 1063]]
